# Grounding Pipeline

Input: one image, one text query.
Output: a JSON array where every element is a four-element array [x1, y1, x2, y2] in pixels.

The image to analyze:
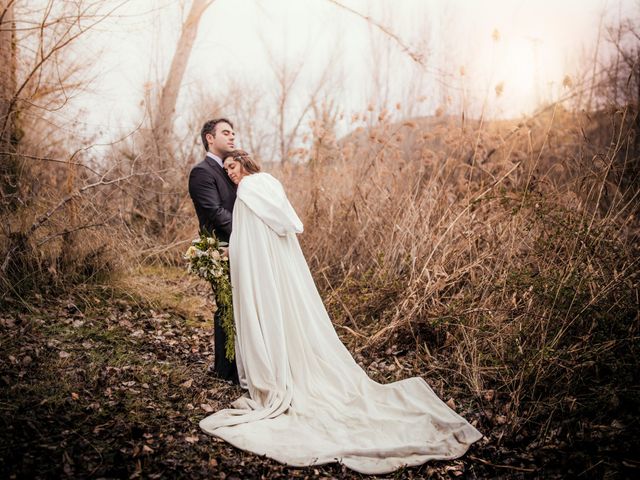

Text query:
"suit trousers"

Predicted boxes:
[[212, 287, 239, 384]]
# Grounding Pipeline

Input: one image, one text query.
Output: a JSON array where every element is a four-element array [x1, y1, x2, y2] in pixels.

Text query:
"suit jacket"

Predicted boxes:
[[188, 155, 237, 242]]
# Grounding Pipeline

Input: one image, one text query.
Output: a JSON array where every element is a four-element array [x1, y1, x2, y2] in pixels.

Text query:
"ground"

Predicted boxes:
[[0, 267, 634, 479]]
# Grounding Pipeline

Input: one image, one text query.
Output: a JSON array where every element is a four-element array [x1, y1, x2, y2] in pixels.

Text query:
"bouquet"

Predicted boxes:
[[184, 233, 235, 360]]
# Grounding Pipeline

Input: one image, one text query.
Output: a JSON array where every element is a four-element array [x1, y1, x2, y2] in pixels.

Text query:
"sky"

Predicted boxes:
[[27, 0, 637, 154]]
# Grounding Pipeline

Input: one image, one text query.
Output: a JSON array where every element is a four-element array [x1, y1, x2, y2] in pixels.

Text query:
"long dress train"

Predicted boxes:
[[199, 172, 482, 475]]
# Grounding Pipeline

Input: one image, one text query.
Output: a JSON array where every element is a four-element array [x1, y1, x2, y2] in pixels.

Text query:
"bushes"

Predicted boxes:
[[276, 106, 639, 442], [0, 153, 129, 302]]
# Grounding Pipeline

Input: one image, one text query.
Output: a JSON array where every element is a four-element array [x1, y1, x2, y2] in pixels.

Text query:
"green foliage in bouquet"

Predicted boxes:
[[184, 233, 235, 360]]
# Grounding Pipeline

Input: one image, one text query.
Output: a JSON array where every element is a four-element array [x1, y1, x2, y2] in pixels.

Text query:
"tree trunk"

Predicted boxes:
[[0, 0, 18, 214], [0, 0, 17, 148], [144, 0, 213, 233], [155, 0, 213, 142]]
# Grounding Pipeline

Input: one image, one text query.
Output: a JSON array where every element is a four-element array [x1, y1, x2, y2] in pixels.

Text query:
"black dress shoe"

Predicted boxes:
[[206, 362, 239, 385]]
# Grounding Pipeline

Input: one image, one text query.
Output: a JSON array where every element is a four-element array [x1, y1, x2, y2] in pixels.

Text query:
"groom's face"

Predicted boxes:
[[207, 122, 235, 156]]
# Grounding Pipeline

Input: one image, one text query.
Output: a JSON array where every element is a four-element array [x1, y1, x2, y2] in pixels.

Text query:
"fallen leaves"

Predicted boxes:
[[495, 415, 508, 425], [483, 389, 495, 402], [0, 317, 16, 328], [443, 461, 465, 476], [446, 397, 456, 410], [2, 282, 633, 479]]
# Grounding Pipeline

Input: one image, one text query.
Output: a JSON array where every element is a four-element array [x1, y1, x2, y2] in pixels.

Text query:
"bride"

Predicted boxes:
[[199, 149, 482, 475]]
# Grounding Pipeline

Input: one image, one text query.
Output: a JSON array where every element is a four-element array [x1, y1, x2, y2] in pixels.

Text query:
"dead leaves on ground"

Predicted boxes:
[[2, 285, 629, 479]]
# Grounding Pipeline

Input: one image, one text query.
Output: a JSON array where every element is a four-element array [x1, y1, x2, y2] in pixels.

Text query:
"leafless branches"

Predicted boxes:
[[1, 0, 129, 138]]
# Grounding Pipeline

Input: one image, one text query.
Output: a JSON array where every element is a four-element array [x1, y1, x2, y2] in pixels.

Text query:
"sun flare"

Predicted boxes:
[[486, 34, 548, 115], [502, 38, 537, 99]]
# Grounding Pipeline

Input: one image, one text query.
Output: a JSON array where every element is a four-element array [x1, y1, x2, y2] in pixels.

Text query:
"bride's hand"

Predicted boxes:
[[220, 247, 229, 259]]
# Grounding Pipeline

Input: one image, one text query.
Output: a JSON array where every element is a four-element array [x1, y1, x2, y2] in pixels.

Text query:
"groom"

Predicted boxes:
[[188, 118, 239, 384]]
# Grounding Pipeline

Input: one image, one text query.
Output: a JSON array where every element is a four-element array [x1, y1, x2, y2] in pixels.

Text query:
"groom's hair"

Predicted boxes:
[[201, 118, 234, 152]]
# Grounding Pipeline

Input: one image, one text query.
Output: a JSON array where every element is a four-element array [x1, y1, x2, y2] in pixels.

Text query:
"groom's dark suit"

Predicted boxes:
[[189, 153, 238, 384]]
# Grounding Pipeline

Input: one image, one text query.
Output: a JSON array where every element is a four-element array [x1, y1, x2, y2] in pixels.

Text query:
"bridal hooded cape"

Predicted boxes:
[[199, 172, 482, 475]]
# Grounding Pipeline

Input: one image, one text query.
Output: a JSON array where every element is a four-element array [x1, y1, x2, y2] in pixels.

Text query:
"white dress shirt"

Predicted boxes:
[[206, 151, 224, 169]]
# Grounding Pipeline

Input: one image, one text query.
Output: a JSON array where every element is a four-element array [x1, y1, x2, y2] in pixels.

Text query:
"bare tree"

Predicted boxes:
[[0, 0, 18, 217], [0, 0, 17, 150], [269, 54, 306, 163], [0, 0, 133, 292], [131, 0, 214, 235], [222, 79, 271, 161], [265, 42, 338, 163], [153, 0, 214, 148]]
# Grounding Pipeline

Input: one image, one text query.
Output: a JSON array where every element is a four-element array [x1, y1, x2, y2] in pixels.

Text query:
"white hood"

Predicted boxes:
[[236, 172, 303, 236]]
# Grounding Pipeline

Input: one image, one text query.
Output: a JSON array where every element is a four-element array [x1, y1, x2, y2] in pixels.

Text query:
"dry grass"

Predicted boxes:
[[110, 265, 216, 326], [275, 104, 640, 442], [1, 83, 638, 476]]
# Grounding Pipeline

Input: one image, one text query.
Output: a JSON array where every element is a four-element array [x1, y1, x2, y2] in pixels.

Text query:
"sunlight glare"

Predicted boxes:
[[500, 36, 538, 110]]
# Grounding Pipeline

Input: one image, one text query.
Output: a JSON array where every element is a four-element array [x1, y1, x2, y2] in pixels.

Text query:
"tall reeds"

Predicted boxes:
[[277, 104, 639, 436]]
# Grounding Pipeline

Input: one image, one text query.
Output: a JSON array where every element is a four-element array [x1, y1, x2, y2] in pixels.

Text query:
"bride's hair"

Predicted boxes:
[[225, 149, 261, 174]]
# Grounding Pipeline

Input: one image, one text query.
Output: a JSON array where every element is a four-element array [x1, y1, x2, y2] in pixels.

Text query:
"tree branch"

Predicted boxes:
[[1, 0, 129, 135], [28, 171, 154, 236], [0, 151, 100, 175]]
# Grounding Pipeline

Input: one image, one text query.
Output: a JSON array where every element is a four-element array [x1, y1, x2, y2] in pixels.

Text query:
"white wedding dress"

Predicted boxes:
[[199, 172, 482, 474]]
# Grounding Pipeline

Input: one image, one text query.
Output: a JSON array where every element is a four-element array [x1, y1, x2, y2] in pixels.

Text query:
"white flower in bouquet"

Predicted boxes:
[[184, 233, 235, 360], [185, 245, 198, 259]]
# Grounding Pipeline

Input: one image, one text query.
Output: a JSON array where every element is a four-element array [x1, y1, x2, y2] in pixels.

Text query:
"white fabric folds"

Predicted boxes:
[[199, 172, 482, 474]]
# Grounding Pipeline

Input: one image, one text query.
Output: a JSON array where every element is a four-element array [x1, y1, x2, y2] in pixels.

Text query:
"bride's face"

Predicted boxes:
[[223, 157, 248, 184]]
